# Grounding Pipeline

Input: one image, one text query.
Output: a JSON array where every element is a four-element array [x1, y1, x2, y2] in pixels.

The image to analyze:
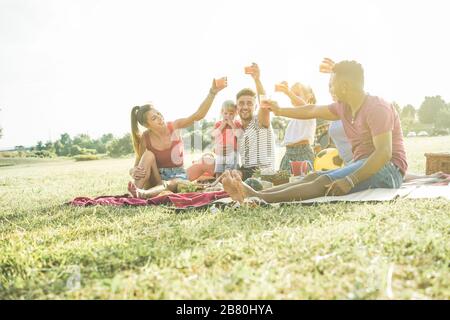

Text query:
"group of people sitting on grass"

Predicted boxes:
[[127, 58, 443, 204]]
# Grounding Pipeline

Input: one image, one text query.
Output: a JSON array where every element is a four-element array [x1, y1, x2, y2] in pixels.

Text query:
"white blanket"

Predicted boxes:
[[210, 179, 450, 207]]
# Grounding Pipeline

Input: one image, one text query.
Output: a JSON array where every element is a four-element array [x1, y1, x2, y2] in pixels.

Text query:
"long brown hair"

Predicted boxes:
[[131, 104, 153, 156]]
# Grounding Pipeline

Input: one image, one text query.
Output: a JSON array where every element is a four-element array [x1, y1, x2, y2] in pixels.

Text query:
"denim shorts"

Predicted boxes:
[[317, 158, 403, 193], [159, 167, 188, 181]]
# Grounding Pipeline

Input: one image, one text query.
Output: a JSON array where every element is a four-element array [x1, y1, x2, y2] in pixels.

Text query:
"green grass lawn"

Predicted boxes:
[[0, 137, 449, 299]]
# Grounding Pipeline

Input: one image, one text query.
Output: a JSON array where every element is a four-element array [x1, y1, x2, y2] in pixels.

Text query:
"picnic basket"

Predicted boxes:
[[425, 153, 450, 175], [253, 169, 291, 186]]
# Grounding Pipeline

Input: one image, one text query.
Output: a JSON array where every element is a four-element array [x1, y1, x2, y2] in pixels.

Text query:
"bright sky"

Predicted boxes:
[[1, 0, 449, 149]]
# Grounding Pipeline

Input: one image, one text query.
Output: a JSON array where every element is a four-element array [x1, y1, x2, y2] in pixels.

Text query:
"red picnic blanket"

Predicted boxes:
[[69, 191, 229, 209]]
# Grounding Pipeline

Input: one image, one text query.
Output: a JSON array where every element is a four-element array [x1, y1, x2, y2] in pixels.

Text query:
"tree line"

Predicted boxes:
[[393, 95, 450, 135]]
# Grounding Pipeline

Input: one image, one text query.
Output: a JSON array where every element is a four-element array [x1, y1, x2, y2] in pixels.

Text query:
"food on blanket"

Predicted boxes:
[[314, 148, 344, 171], [204, 182, 224, 193], [176, 181, 202, 193], [244, 178, 264, 191], [195, 171, 216, 184], [253, 169, 290, 186]]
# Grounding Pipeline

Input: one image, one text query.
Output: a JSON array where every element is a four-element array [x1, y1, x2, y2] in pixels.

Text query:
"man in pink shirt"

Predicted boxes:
[[222, 60, 407, 203]]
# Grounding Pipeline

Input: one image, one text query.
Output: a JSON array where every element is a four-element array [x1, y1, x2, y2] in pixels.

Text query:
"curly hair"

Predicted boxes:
[[333, 60, 364, 88]]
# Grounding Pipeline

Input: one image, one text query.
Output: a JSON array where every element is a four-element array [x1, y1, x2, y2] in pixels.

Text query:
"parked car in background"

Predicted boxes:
[[406, 131, 417, 137], [418, 131, 429, 137]]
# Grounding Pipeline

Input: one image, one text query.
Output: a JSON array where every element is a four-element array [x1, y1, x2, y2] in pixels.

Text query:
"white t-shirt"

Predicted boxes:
[[328, 120, 353, 164], [283, 119, 316, 146], [238, 115, 275, 169]]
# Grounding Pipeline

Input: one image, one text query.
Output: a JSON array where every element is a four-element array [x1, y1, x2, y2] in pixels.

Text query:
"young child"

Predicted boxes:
[[211, 100, 243, 177], [276, 82, 317, 172]]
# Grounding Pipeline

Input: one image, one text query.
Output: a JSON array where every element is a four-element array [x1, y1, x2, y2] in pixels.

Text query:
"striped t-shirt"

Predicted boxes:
[[238, 115, 275, 169]]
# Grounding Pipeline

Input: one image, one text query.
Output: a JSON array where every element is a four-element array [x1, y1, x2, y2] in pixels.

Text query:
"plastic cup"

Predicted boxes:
[[214, 77, 227, 88], [244, 66, 254, 74], [274, 84, 285, 92], [259, 95, 272, 109], [290, 161, 312, 176], [319, 63, 330, 73]]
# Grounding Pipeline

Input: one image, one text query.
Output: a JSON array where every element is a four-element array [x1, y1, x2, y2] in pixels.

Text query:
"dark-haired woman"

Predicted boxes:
[[128, 79, 226, 198]]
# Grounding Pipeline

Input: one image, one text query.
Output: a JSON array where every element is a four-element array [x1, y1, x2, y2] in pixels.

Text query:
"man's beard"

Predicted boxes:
[[239, 110, 252, 121]]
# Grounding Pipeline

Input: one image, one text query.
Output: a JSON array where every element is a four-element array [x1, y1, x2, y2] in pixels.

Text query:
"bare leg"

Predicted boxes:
[[128, 181, 166, 199], [134, 151, 161, 189], [186, 161, 215, 181], [223, 172, 332, 204], [147, 156, 162, 188], [128, 178, 186, 199], [259, 172, 320, 193]]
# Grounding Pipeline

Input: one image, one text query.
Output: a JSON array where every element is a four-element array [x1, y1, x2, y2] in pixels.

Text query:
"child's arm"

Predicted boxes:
[[229, 120, 243, 138], [211, 121, 226, 138]]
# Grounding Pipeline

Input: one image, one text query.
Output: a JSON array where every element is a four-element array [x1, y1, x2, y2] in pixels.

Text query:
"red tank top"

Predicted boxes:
[[143, 122, 184, 168]]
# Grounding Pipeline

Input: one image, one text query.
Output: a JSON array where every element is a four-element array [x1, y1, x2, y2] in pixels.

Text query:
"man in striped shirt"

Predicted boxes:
[[236, 63, 275, 180]]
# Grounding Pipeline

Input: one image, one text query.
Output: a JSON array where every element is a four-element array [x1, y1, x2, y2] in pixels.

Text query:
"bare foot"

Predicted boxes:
[[128, 181, 138, 198], [222, 171, 245, 203], [231, 170, 252, 199]]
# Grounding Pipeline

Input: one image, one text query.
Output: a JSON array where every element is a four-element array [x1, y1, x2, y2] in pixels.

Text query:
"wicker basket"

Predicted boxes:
[[261, 175, 290, 186], [425, 153, 450, 175], [259, 171, 291, 186]]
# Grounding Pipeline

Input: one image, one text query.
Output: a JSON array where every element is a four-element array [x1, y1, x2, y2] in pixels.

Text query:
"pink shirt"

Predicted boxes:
[[328, 95, 408, 175], [213, 120, 242, 154]]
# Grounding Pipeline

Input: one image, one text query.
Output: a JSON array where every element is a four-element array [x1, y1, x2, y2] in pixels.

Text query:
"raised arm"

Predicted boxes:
[[248, 63, 271, 128], [211, 121, 226, 138], [319, 57, 336, 73], [262, 100, 339, 121], [276, 81, 307, 107], [173, 79, 227, 130]]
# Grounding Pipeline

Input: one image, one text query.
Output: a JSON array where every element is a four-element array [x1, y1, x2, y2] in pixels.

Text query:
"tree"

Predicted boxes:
[[94, 133, 115, 154], [60, 133, 72, 146], [107, 133, 134, 157], [44, 141, 54, 152], [401, 104, 416, 120], [100, 133, 114, 144], [72, 134, 94, 149], [435, 105, 450, 129], [36, 141, 44, 151], [53, 140, 64, 156], [57, 133, 72, 156], [418, 96, 446, 125], [70, 145, 82, 156]]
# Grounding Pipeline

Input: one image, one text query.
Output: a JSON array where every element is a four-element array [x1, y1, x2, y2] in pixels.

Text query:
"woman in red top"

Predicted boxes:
[[128, 79, 226, 198]]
